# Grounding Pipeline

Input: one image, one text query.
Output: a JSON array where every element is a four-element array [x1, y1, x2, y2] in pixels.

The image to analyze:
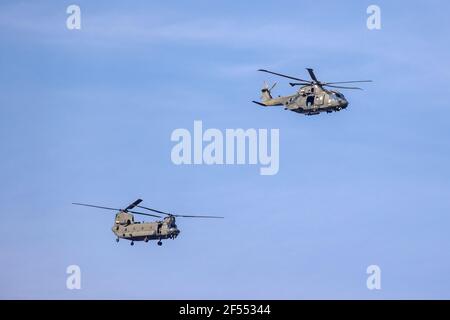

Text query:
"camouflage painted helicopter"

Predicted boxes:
[[72, 199, 223, 246], [253, 68, 372, 116]]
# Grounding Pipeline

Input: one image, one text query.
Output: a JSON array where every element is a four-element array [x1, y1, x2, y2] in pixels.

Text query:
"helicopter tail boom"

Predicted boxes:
[[254, 81, 286, 107]]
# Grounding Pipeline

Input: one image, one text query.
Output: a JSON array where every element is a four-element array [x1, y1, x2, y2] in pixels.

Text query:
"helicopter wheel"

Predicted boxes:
[[131, 241, 134, 246], [157, 241, 162, 246], [144, 237, 149, 243], [116, 238, 119, 243]]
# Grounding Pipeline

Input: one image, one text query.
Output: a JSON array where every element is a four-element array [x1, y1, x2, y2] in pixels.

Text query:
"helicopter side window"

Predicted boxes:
[[311, 87, 315, 93], [329, 94, 338, 102]]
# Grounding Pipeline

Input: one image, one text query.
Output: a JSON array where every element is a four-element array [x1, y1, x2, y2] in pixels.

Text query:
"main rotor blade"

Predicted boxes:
[[323, 80, 372, 85], [137, 205, 223, 219], [72, 203, 122, 211], [124, 199, 143, 211], [324, 84, 363, 90], [289, 82, 313, 87], [306, 68, 319, 82], [258, 69, 309, 83]]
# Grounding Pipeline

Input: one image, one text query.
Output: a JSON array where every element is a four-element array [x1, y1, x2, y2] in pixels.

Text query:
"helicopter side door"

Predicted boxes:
[[157, 222, 162, 234], [306, 95, 315, 108]]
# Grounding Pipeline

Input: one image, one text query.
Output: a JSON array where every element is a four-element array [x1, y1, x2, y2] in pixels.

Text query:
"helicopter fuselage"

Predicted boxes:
[[112, 212, 180, 244], [73, 198, 223, 246], [289, 85, 349, 115], [255, 68, 370, 116], [260, 85, 349, 116]]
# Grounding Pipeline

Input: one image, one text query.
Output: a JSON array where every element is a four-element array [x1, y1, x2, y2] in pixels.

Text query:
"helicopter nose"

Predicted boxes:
[[340, 100, 348, 109]]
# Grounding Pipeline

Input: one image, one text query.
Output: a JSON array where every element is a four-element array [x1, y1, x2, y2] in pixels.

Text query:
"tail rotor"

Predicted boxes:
[[260, 81, 276, 101]]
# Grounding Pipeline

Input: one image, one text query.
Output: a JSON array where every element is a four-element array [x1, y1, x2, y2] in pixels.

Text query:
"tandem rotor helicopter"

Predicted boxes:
[[72, 199, 223, 246], [253, 68, 372, 116]]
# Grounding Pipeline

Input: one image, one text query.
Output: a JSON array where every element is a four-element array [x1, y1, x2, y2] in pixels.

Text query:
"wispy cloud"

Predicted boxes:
[[0, 2, 360, 51], [1, 2, 450, 93]]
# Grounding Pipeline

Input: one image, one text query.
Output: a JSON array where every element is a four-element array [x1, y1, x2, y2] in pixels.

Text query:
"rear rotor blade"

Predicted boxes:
[[258, 69, 310, 82], [172, 214, 224, 219], [137, 205, 223, 219]]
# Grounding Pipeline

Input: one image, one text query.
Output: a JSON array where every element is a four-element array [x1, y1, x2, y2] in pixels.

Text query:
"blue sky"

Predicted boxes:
[[1, 0, 450, 299]]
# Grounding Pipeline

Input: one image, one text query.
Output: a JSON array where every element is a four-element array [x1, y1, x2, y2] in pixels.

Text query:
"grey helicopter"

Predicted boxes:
[[72, 199, 223, 246], [253, 68, 372, 116]]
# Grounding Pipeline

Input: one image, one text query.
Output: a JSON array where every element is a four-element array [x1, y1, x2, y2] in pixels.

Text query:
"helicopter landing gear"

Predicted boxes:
[[131, 241, 134, 246], [157, 240, 162, 246], [144, 237, 149, 243], [116, 238, 119, 243]]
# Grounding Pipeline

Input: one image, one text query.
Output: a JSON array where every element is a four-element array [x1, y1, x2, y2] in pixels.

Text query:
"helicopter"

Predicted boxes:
[[72, 199, 223, 246], [253, 68, 372, 116]]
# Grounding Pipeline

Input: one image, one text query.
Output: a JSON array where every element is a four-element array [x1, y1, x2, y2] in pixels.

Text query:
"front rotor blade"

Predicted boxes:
[[306, 68, 319, 82], [258, 69, 309, 82], [137, 205, 171, 216], [128, 210, 161, 218], [324, 84, 363, 90], [124, 199, 143, 211], [72, 203, 122, 211], [323, 80, 372, 85]]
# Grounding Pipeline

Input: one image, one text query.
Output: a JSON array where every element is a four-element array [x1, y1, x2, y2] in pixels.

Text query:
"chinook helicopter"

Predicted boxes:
[[72, 199, 223, 246], [253, 68, 372, 116]]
